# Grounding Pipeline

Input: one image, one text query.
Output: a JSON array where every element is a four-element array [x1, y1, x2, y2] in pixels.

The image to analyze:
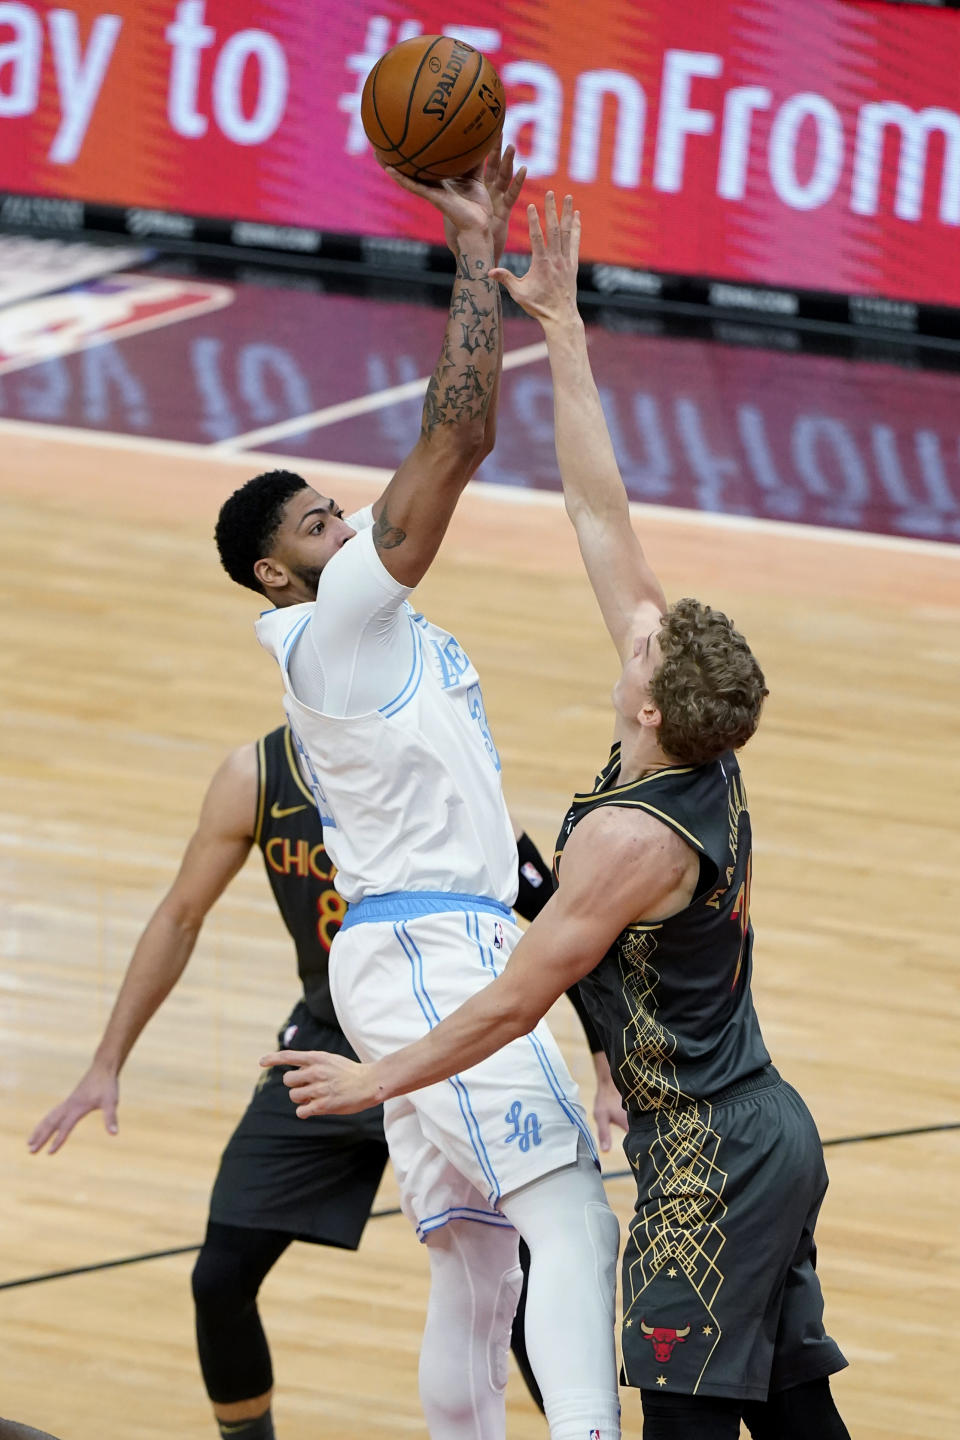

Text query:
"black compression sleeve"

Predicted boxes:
[[514, 832, 604, 1055], [514, 831, 553, 922], [741, 1379, 851, 1440], [640, 1390, 741, 1439], [192, 1221, 291, 1404]]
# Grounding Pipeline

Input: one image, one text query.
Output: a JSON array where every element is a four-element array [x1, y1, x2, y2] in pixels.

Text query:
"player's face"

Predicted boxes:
[[271, 487, 356, 597], [613, 628, 663, 723]]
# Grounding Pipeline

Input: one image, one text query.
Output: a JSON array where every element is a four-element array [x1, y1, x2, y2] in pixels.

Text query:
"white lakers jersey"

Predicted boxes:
[[256, 531, 518, 907]]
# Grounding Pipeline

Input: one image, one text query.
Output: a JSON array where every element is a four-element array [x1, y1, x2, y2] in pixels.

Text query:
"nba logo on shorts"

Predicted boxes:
[[589, 1430, 602, 1439], [493, 921, 503, 949]]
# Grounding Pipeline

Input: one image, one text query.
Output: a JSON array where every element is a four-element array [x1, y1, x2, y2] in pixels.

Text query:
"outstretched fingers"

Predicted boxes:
[[490, 142, 526, 198], [28, 1101, 89, 1154], [483, 138, 503, 185], [505, 163, 528, 208], [44, 1122, 74, 1156], [30, 1112, 70, 1155], [527, 201, 546, 256], [559, 193, 575, 257], [26, 1114, 56, 1153], [498, 146, 528, 212], [543, 190, 578, 261], [543, 189, 561, 250], [489, 190, 583, 318]]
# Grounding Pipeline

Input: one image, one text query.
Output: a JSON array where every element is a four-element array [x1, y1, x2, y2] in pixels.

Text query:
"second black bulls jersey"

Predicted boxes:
[[555, 744, 769, 1116], [254, 726, 345, 1028]]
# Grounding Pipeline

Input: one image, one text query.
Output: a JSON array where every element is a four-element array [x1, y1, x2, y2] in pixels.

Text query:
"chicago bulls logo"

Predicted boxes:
[[640, 1320, 690, 1362]]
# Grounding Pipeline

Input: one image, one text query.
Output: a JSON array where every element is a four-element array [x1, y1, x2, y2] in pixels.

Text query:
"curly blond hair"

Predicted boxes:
[[649, 598, 768, 766]]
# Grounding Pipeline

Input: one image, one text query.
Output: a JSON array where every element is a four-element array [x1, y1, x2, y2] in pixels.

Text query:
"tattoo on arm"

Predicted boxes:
[[481, 282, 503, 450], [454, 251, 480, 280], [421, 244, 498, 439], [372, 500, 407, 554]]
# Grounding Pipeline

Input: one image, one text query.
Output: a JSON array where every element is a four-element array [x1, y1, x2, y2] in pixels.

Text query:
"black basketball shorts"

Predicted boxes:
[[620, 1067, 847, 1402], [208, 1001, 389, 1250]]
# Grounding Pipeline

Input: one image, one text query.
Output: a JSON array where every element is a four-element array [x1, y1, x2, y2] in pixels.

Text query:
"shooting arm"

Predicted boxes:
[[479, 280, 503, 465], [442, 145, 524, 486], [369, 217, 498, 586]]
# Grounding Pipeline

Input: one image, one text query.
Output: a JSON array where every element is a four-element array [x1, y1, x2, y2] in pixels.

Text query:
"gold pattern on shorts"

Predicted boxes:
[[616, 924, 728, 1392]]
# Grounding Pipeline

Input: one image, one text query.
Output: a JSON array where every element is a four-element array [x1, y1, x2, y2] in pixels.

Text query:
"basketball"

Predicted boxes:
[[361, 35, 505, 181]]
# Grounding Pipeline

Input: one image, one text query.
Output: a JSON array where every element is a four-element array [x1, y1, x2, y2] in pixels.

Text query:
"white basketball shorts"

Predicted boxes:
[[330, 892, 597, 1240]]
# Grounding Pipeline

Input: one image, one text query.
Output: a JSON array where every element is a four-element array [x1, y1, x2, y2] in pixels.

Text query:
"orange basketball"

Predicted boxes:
[[361, 35, 505, 181]]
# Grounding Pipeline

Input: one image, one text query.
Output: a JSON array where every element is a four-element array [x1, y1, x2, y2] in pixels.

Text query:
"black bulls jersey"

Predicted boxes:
[[555, 745, 769, 1116], [254, 726, 346, 1028]]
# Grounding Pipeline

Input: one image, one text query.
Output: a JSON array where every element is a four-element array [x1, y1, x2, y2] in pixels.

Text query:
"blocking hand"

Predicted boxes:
[[489, 191, 581, 326]]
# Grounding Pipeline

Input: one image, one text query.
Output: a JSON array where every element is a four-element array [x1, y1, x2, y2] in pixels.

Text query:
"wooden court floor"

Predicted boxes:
[[1, 424, 958, 1439]]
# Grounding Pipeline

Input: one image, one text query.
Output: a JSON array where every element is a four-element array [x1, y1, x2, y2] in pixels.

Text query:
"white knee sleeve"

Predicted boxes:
[[419, 1221, 521, 1440], [501, 1145, 622, 1439]]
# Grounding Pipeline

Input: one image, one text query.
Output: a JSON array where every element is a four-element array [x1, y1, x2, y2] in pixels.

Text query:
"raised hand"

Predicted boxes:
[[489, 190, 581, 326], [28, 1067, 120, 1154], [260, 1048, 382, 1117], [443, 142, 527, 263], [382, 163, 494, 238]]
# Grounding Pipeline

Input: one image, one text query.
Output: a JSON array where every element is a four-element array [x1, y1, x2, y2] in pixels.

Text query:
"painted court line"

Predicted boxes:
[[0, 414, 958, 560], [4, 1120, 957, 1292], [210, 340, 551, 452]]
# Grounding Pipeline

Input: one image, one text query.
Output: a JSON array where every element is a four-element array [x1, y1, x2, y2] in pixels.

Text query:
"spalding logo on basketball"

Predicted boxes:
[[361, 35, 505, 181]]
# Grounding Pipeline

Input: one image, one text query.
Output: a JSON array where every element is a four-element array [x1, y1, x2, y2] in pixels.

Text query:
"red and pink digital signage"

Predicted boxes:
[[2, 1, 960, 306]]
